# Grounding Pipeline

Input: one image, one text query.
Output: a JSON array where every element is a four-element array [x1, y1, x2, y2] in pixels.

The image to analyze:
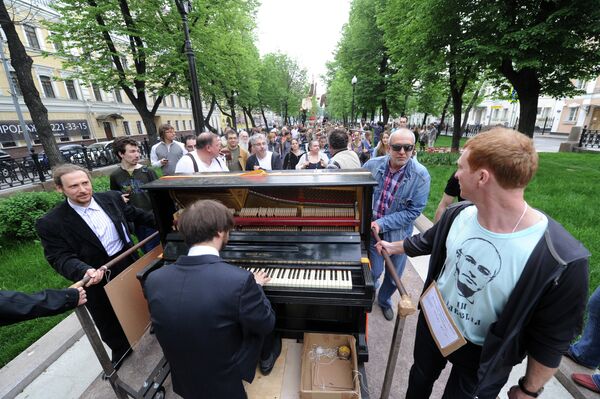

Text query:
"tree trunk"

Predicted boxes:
[[260, 106, 268, 128], [499, 60, 540, 137], [229, 98, 237, 131], [243, 106, 256, 127], [421, 113, 428, 127], [370, 108, 375, 123], [451, 89, 463, 152], [460, 86, 481, 133], [203, 95, 217, 133], [381, 98, 390, 125], [283, 101, 288, 126], [0, 3, 62, 166], [438, 94, 451, 138]]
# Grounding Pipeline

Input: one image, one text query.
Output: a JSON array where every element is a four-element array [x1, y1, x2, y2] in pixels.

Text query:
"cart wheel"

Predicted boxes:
[[152, 387, 165, 399]]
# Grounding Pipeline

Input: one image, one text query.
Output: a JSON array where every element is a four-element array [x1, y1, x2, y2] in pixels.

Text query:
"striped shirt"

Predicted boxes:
[[68, 198, 128, 256], [374, 163, 406, 220]]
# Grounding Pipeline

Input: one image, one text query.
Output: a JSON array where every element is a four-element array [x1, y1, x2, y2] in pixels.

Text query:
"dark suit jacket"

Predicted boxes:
[[143, 254, 275, 399], [0, 288, 78, 326], [35, 191, 155, 282], [245, 152, 281, 171]]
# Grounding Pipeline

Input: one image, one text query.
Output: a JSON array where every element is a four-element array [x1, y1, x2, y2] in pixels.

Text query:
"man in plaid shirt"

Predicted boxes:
[[363, 128, 430, 321]]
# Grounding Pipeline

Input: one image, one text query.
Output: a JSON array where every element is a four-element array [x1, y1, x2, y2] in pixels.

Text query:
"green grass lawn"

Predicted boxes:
[[421, 152, 600, 296], [0, 242, 72, 367]]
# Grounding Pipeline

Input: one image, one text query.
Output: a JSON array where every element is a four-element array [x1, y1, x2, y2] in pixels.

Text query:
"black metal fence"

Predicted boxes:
[[578, 128, 600, 148], [0, 139, 150, 191]]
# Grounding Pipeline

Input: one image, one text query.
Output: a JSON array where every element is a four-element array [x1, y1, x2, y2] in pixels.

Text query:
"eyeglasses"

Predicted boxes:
[[390, 143, 414, 152]]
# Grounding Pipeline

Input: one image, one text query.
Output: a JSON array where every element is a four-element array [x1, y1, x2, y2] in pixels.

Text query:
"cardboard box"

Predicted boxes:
[[300, 333, 360, 399]]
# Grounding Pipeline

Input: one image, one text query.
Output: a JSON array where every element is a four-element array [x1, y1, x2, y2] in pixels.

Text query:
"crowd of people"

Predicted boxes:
[[1, 119, 597, 399]]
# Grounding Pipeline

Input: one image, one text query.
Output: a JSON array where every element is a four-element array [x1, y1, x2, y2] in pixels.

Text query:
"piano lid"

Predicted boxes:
[[142, 169, 377, 190]]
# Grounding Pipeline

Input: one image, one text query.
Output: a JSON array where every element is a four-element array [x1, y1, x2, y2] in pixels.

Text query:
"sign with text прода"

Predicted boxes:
[[0, 120, 91, 142]]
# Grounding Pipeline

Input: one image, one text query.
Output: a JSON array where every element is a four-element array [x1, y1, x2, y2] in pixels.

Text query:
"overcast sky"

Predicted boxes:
[[255, 0, 351, 96]]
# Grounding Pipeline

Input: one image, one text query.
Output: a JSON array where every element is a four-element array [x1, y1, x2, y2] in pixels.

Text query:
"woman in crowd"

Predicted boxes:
[[372, 131, 390, 158], [282, 139, 305, 169], [296, 140, 329, 169]]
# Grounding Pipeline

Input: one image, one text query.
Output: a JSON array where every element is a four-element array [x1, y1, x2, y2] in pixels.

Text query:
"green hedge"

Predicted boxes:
[[0, 192, 63, 242]]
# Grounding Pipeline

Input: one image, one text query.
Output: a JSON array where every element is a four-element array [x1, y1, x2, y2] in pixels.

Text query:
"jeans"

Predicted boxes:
[[570, 286, 600, 368], [135, 225, 161, 254], [369, 238, 408, 310]]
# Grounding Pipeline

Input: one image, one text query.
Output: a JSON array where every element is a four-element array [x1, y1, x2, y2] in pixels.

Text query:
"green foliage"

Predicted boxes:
[[93, 175, 111, 193], [0, 192, 62, 242], [257, 53, 308, 124]]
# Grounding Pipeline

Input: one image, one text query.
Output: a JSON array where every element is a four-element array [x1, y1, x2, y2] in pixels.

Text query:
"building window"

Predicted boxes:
[[92, 84, 102, 101], [189, 120, 192, 129], [167, 120, 171, 126], [9, 72, 22, 96], [178, 97, 183, 108], [170, 95, 176, 107], [120, 56, 128, 70], [51, 33, 63, 52], [567, 107, 579, 122], [114, 89, 123, 103], [175, 120, 179, 130], [65, 79, 78, 100], [24, 25, 40, 50], [182, 120, 186, 130], [40, 76, 55, 98], [123, 121, 131, 136], [136, 121, 143, 135]]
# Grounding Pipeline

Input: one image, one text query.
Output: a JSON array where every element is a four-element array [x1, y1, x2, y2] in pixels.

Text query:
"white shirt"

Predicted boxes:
[[257, 151, 273, 170], [188, 245, 220, 257], [295, 152, 329, 169], [68, 198, 128, 256], [174, 151, 230, 174]]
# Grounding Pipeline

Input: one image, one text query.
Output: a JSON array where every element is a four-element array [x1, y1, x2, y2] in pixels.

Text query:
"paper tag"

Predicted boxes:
[[419, 281, 467, 357]]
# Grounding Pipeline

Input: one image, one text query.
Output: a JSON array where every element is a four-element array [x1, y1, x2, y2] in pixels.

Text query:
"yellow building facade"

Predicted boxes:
[[0, 0, 220, 156]]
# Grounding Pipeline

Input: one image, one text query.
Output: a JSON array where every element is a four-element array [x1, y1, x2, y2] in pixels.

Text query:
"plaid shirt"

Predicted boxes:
[[374, 162, 406, 220]]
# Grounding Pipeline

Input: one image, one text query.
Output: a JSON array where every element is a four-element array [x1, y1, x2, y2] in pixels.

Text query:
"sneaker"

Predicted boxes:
[[571, 373, 600, 393], [381, 306, 394, 321]]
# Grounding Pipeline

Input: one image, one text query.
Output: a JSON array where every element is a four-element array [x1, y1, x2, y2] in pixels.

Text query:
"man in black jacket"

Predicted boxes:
[[36, 164, 155, 368], [143, 200, 276, 398], [377, 128, 589, 399]]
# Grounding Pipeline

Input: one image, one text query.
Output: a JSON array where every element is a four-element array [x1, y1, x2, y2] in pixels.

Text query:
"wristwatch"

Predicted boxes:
[[518, 377, 544, 398]]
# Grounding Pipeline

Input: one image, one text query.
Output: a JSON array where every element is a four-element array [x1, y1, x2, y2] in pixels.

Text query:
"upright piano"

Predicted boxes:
[[143, 169, 377, 361]]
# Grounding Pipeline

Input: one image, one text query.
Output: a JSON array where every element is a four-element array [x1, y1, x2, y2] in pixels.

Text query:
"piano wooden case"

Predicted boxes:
[[143, 169, 377, 361]]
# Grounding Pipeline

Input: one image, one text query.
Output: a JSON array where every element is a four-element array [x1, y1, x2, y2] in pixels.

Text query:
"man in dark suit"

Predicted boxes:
[[35, 164, 155, 368], [142, 200, 277, 399]]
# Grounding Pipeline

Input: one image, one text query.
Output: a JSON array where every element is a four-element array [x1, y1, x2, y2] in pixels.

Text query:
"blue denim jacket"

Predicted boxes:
[[363, 155, 431, 242]]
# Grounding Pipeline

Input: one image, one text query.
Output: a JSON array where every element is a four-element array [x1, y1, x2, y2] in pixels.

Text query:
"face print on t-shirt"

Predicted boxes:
[[453, 237, 502, 304]]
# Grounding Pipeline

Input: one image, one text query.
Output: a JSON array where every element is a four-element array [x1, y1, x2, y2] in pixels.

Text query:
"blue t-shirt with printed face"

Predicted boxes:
[[437, 206, 548, 345]]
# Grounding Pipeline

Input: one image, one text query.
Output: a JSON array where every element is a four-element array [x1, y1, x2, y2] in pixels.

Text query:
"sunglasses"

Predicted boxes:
[[390, 144, 414, 152]]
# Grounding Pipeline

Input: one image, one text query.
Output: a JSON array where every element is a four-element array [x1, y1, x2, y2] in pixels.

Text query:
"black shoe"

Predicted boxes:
[[381, 306, 394, 321], [260, 337, 282, 376], [111, 346, 132, 370]]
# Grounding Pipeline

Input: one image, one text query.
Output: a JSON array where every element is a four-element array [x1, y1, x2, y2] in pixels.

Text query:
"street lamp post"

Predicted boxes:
[[351, 75, 357, 127], [175, 0, 204, 134]]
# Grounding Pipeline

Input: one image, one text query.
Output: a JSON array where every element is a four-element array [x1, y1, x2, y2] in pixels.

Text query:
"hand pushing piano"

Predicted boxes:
[[143, 169, 377, 361]]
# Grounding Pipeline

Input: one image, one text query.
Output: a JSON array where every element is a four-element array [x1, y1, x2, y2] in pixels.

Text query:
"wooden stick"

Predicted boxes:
[[69, 231, 159, 289], [371, 227, 416, 316]]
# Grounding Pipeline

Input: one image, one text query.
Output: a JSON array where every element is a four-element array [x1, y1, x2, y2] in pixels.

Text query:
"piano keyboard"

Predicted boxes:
[[243, 266, 353, 290]]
